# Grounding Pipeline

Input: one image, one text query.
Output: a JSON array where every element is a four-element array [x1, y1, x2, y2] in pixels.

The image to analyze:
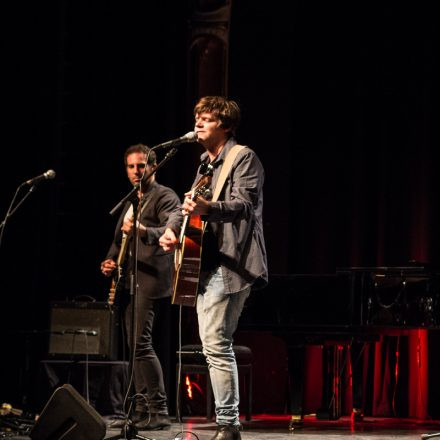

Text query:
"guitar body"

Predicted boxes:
[[172, 167, 213, 307], [172, 215, 204, 307], [108, 281, 117, 306], [108, 273, 125, 306]]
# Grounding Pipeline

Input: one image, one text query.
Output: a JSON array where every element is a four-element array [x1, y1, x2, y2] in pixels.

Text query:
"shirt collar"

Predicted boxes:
[[199, 137, 237, 167]]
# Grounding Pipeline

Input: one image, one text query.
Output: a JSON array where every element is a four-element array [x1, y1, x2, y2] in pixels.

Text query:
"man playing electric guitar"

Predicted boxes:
[[101, 144, 180, 431], [159, 96, 268, 440]]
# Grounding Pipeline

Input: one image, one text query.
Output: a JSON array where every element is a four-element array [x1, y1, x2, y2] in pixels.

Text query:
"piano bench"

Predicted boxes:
[[176, 344, 253, 422]]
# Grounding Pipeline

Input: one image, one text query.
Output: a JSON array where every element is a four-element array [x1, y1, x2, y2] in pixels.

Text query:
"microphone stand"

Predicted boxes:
[[107, 147, 178, 440], [422, 433, 440, 439], [0, 183, 36, 248]]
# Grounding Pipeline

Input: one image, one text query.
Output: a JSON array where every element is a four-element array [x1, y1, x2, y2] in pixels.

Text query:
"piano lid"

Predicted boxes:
[[337, 261, 440, 276], [240, 268, 440, 331]]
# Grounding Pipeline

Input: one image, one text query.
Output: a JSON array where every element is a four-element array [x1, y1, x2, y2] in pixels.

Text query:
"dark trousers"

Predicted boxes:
[[123, 292, 170, 415]]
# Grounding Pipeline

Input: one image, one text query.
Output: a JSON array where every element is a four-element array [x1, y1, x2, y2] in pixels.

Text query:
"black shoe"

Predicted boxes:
[[106, 410, 149, 429], [107, 417, 128, 429], [210, 425, 241, 440], [131, 410, 149, 424], [135, 413, 171, 431]]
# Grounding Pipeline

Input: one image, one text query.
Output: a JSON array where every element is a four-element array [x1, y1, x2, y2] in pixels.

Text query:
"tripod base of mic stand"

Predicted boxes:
[[422, 434, 440, 440], [106, 421, 152, 440]]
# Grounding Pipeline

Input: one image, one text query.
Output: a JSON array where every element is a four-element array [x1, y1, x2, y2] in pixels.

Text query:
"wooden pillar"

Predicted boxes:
[[187, 0, 232, 110]]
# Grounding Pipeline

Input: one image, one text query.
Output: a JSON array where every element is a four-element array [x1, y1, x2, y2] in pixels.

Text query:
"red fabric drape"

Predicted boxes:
[[299, 330, 429, 418]]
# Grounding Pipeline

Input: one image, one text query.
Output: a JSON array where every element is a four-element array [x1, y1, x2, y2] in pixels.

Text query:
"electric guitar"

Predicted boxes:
[[108, 231, 130, 306], [107, 192, 154, 306], [172, 165, 213, 306], [108, 206, 138, 307]]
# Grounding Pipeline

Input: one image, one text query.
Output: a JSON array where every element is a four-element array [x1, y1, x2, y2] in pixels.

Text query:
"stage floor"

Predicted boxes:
[[104, 416, 440, 440], [3, 414, 440, 440]]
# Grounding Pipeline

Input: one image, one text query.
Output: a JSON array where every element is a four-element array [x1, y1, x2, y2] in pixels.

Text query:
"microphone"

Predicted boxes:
[[25, 169, 56, 185], [64, 329, 98, 336], [152, 131, 198, 150]]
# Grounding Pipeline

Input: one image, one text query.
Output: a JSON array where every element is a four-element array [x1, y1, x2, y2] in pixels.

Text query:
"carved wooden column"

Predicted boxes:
[[187, 0, 232, 109]]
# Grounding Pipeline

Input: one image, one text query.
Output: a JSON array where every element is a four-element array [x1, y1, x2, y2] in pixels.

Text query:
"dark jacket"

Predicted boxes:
[[106, 181, 180, 299], [167, 138, 268, 294]]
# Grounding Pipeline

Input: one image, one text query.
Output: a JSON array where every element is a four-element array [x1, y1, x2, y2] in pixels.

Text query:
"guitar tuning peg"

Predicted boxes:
[[203, 188, 213, 201]]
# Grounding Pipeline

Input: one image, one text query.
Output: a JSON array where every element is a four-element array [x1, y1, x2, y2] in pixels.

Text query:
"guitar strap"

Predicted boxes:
[[211, 144, 245, 203], [202, 144, 245, 232]]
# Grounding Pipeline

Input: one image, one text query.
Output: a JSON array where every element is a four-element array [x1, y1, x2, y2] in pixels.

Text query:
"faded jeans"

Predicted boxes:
[[197, 267, 251, 426]]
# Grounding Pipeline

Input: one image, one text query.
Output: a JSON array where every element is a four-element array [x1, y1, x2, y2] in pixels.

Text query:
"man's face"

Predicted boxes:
[[194, 111, 228, 145], [126, 152, 155, 187]]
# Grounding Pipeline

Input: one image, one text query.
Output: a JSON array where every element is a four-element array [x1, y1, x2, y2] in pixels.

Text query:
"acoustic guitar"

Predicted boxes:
[[172, 164, 213, 306]]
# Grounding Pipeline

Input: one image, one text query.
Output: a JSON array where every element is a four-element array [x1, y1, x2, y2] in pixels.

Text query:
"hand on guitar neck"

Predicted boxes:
[[182, 189, 211, 216]]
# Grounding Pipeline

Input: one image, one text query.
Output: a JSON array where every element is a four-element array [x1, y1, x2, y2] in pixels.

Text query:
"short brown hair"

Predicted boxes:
[[124, 144, 156, 166], [194, 96, 241, 136]]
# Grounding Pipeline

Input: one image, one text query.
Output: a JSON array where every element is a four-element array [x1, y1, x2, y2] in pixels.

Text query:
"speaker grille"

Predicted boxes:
[[48, 301, 119, 360], [30, 383, 106, 440]]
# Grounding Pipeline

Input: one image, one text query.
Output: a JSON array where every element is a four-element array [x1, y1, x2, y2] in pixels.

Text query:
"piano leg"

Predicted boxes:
[[284, 337, 366, 428], [317, 344, 343, 420], [286, 344, 305, 430], [350, 340, 368, 421], [286, 342, 344, 427]]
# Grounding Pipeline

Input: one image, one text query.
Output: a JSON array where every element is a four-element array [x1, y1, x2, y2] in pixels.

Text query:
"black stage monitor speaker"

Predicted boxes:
[[30, 383, 106, 440], [48, 301, 119, 360]]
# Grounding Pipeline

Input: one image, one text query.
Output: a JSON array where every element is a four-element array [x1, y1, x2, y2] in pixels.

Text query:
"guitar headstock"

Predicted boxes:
[[192, 163, 214, 200], [199, 162, 214, 177]]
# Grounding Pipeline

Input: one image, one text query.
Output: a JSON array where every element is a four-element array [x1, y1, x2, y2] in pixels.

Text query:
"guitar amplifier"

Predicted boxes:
[[48, 301, 119, 360]]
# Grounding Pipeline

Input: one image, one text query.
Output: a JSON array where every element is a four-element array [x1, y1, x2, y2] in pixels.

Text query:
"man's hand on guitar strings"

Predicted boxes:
[[101, 259, 117, 277], [159, 228, 178, 252]]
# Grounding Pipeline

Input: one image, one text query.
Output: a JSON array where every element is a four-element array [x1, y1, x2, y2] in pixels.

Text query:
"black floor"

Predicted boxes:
[[4, 413, 440, 440]]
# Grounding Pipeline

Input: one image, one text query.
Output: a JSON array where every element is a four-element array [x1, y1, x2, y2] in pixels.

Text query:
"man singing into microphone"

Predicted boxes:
[[101, 144, 180, 431], [160, 96, 268, 440]]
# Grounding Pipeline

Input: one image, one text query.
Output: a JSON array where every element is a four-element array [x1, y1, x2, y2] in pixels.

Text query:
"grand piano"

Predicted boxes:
[[238, 265, 440, 422]]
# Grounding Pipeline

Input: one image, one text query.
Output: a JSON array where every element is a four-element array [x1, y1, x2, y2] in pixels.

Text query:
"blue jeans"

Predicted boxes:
[[197, 267, 250, 426]]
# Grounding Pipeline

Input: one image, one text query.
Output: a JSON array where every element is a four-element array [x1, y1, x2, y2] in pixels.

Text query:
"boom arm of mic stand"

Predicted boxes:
[[0, 184, 36, 249], [109, 185, 139, 216], [109, 148, 179, 216]]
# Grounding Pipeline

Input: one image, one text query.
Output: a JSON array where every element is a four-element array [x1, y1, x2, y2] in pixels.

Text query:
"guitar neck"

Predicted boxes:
[[117, 233, 129, 265], [108, 232, 130, 305], [179, 215, 190, 244]]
